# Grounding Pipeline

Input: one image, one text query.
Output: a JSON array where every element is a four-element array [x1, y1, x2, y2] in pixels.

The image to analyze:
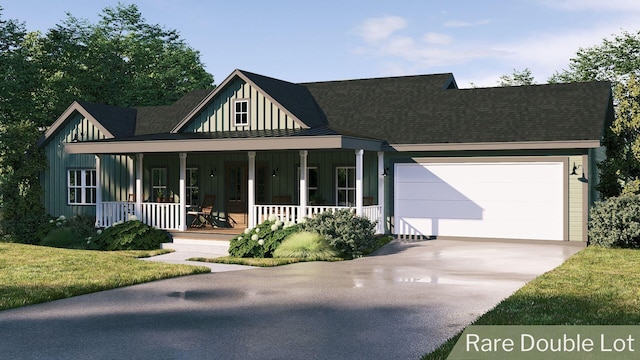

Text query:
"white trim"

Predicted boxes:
[[335, 166, 356, 207], [135, 154, 143, 219], [179, 153, 187, 231], [387, 140, 601, 152], [64, 135, 383, 154], [233, 99, 249, 127], [67, 168, 97, 205], [378, 151, 385, 232], [248, 151, 256, 227], [355, 149, 364, 216], [299, 150, 308, 221]]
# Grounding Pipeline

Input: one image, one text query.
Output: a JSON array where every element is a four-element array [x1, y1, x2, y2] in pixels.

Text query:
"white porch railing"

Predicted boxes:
[[98, 202, 183, 230], [252, 205, 384, 234], [98, 202, 383, 234]]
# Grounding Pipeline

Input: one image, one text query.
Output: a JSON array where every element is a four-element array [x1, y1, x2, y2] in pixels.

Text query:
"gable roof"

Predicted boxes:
[[55, 69, 612, 154], [171, 69, 326, 132]]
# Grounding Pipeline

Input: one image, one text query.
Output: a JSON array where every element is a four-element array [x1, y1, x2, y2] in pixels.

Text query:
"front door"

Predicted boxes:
[[226, 164, 247, 227]]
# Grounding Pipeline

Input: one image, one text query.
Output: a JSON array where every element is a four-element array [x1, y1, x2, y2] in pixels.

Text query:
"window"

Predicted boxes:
[[68, 169, 96, 205], [336, 167, 355, 206], [152, 168, 168, 200], [234, 99, 249, 126], [298, 167, 319, 203], [187, 168, 199, 206]]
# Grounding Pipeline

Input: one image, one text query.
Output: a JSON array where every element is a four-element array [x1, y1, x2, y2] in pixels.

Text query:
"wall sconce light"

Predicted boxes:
[[382, 167, 389, 176], [272, 168, 279, 177], [210, 168, 217, 177], [570, 163, 582, 176]]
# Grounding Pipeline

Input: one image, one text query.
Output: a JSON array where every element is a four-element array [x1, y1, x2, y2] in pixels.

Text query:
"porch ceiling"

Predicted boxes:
[[63, 132, 384, 154]]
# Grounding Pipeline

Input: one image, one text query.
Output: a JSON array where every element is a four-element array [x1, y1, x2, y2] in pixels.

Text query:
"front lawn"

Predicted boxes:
[[424, 246, 640, 359], [0, 243, 210, 311]]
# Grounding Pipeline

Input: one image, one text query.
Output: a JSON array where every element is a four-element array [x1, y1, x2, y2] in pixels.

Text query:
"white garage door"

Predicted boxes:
[[394, 161, 565, 240]]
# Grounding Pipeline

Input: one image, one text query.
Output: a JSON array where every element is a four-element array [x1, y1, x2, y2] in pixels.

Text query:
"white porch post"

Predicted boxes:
[[299, 150, 308, 221], [355, 149, 364, 216], [248, 151, 256, 227], [378, 151, 386, 233], [179, 153, 187, 231], [95, 155, 102, 227], [135, 153, 143, 219]]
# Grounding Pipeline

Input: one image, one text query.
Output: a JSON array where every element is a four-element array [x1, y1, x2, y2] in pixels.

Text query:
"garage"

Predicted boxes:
[[394, 161, 565, 240]]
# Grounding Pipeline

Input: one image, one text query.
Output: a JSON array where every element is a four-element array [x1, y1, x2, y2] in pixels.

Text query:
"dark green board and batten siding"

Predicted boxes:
[[182, 77, 302, 133], [42, 112, 133, 218], [143, 150, 380, 209]]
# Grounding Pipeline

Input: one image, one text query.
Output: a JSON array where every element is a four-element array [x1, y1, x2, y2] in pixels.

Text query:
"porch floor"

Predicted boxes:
[[170, 225, 245, 242]]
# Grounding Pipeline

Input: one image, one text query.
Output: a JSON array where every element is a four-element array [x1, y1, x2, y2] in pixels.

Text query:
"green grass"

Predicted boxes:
[[423, 246, 640, 359], [0, 243, 210, 311]]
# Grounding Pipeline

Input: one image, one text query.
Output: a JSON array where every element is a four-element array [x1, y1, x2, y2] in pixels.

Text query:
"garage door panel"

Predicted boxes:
[[395, 199, 484, 219], [394, 162, 564, 241], [396, 182, 479, 201]]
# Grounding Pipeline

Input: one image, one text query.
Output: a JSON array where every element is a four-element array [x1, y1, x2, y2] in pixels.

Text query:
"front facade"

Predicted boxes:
[[39, 70, 614, 242]]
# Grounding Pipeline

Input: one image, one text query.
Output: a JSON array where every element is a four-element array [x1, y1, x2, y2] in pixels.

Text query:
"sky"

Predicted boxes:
[[3, 0, 640, 88]]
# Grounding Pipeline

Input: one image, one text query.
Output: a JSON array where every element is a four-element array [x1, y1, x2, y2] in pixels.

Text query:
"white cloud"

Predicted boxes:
[[443, 19, 491, 28], [423, 32, 453, 45], [354, 16, 407, 44]]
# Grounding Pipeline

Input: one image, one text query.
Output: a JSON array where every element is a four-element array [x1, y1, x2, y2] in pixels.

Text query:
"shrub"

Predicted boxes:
[[228, 218, 299, 258], [90, 220, 169, 251], [273, 231, 338, 260], [41, 228, 87, 249], [299, 209, 377, 259], [39, 215, 97, 249], [589, 195, 640, 248]]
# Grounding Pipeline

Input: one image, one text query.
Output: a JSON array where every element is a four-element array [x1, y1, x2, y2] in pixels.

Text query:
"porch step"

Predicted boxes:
[[162, 238, 230, 256]]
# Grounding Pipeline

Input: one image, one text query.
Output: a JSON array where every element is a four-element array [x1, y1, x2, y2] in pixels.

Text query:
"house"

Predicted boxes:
[[38, 69, 614, 242]]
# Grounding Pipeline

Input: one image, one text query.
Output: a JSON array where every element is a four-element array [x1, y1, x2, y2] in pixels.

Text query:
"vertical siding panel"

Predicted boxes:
[[568, 155, 584, 241]]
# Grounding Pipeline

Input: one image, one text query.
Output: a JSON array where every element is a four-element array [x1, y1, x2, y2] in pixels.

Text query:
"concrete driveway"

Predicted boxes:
[[0, 238, 583, 359]]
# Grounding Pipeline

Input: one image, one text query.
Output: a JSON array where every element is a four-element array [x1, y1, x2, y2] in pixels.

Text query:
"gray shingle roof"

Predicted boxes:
[[134, 89, 213, 135], [56, 71, 612, 149], [240, 70, 327, 128], [304, 76, 612, 145], [76, 101, 136, 138]]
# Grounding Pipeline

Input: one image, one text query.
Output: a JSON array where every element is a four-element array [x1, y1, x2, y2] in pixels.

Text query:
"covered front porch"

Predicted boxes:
[[93, 149, 386, 235]]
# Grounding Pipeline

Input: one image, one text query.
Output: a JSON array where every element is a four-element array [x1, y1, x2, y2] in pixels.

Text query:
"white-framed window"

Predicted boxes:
[[68, 169, 96, 205], [336, 167, 355, 206], [234, 99, 249, 126], [297, 167, 319, 203], [152, 168, 168, 200], [187, 168, 199, 206]]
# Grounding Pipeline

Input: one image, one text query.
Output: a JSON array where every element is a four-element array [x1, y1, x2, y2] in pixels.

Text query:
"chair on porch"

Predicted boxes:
[[187, 194, 216, 228], [363, 196, 374, 206]]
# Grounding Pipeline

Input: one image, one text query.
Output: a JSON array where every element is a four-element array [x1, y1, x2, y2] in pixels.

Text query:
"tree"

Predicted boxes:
[[0, 4, 215, 242], [0, 7, 48, 243], [37, 3, 214, 122], [549, 30, 640, 198], [549, 30, 640, 85], [598, 75, 640, 197], [498, 68, 535, 86]]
